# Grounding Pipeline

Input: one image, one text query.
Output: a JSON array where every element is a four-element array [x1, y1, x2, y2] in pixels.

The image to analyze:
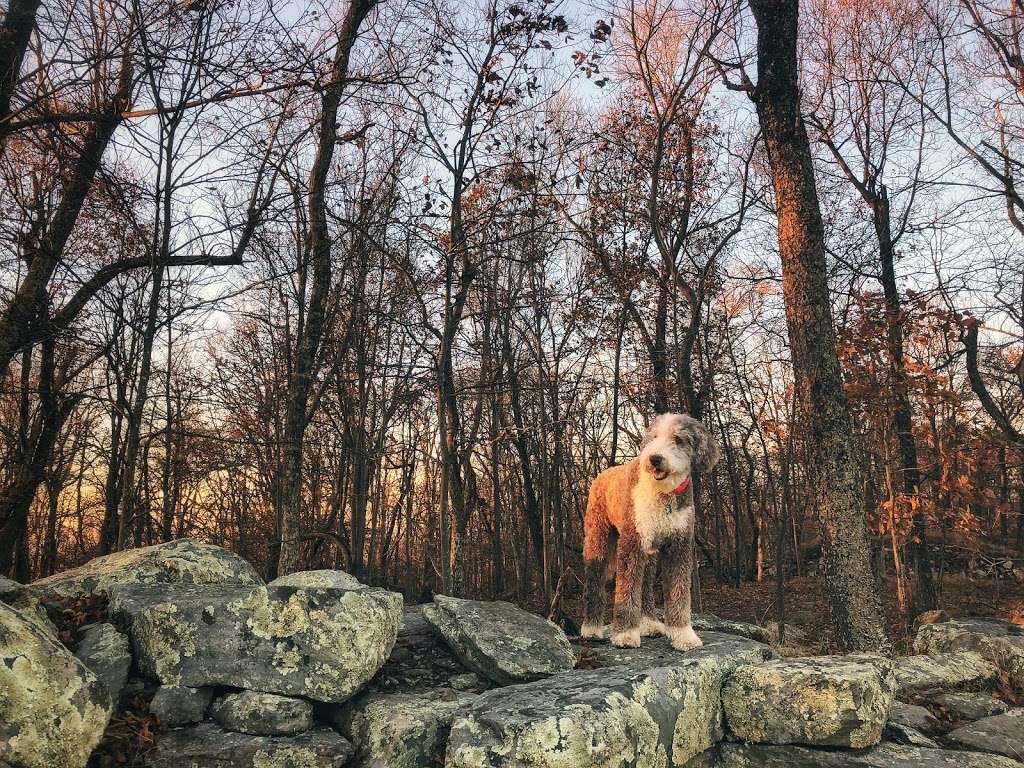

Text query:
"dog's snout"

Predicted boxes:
[[649, 454, 664, 469]]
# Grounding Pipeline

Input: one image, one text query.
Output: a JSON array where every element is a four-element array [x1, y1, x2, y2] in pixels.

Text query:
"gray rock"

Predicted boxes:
[[894, 651, 998, 695], [576, 630, 775, 671], [423, 594, 575, 684], [398, 604, 434, 638], [268, 569, 364, 591], [446, 637, 770, 767], [722, 655, 895, 748], [933, 692, 1008, 721], [210, 690, 314, 736], [716, 742, 1022, 767], [449, 672, 482, 690], [882, 721, 940, 749], [149, 722, 353, 768], [915, 618, 1024, 689], [946, 708, 1024, 761], [0, 575, 22, 599], [110, 582, 402, 703], [30, 538, 263, 599], [150, 684, 214, 727], [336, 688, 476, 768], [888, 702, 941, 734], [692, 613, 772, 644], [0, 602, 113, 768], [0, 579, 58, 642], [74, 622, 131, 704]]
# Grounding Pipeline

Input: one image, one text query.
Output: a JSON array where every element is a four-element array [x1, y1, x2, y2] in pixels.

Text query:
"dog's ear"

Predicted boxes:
[[681, 416, 720, 474]]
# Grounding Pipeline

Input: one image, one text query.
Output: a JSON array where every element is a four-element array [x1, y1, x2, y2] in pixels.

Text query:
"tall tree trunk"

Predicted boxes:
[[275, 0, 376, 576], [0, 0, 40, 138], [872, 190, 936, 614], [749, 0, 888, 651]]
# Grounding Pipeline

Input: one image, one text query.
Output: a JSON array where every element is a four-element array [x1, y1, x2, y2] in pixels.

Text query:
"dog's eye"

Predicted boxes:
[[674, 435, 686, 446]]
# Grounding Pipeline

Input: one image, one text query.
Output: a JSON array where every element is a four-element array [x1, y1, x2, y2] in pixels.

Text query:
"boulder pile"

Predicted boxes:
[[1, 539, 1022, 768]]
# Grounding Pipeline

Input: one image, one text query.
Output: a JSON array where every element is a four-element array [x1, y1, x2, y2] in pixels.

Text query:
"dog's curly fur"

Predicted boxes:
[[581, 413, 720, 650]]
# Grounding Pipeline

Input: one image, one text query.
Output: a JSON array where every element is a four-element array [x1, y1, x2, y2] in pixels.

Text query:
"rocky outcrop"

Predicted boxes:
[[150, 684, 214, 727], [30, 539, 263, 599], [210, 690, 314, 736], [74, 622, 131, 704], [0, 602, 113, 768], [0, 578, 58, 642], [894, 650, 998, 695], [692, 613, 772, 645], [110, 582, 402, 703], [933, 692, 1008, 721], [447, 633, 771, 767], [148, 722, 353, 768], [946, 708, 1024, 761], [714, 742, 1022, 767], [915, 618, 1024, 689], [423, 594, 575, 684], [268, 569, 364, 591], [722, 655, 895, 748], [888, 702, 940, 734], [336, 688, 477, 768]]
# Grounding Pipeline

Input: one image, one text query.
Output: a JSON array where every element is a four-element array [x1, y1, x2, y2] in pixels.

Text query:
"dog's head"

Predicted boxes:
[[638, 413, 720, 491]]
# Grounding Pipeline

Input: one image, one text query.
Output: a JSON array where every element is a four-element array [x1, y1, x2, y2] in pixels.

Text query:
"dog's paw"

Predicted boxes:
[[580, 622, 607, 640], [611, 627, 641, 648], [639, 616, 666, 637], [666, 625, 703, 651]]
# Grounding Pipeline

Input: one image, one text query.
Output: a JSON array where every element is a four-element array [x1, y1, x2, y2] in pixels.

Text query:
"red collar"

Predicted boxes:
[[672, 476, 691, 495]]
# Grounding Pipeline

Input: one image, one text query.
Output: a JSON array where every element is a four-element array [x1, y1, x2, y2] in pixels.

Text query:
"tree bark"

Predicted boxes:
[[275, 0, 376, 576], [749, 0, 888, 651], [0, 0, 40, 137]]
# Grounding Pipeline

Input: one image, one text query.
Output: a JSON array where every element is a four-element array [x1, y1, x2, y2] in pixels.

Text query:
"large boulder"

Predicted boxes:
[[149, 722, 353, 768], [914, 618, 1024, 689], [446, 634, 770, 767], [0, 577, 58, 642], [0, 602, 113, 768], [946, 708, 1024, 761], [894, 651, 998, 696], [714, 742, 1022, 767], [110, 582, 402, 703], [74, 622, 131, 704], [722, 655, 895, 748], [30, 538, 262, 599], [336, 688, 477, 768], [210, 690, 314, 736], [150, 684, 214, 727], [423, 594, 575, 685], [269, 569, 364, 590], [692, 614, 772, 645]]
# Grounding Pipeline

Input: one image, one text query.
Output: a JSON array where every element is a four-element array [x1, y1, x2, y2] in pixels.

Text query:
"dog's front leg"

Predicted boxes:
[[662, 531, 702, 651], [611, 532, 646, 648]]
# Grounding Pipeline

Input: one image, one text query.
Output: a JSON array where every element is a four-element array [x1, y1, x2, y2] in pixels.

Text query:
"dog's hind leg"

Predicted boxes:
[[662, 531, 702, 651], [581, 502, 611, 639], [611, 532, 646, 647], [639, 556, 665, 637]]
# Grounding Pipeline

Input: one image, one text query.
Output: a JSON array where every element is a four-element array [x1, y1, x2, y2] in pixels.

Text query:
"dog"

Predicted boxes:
[[580, 413, 720, 650]]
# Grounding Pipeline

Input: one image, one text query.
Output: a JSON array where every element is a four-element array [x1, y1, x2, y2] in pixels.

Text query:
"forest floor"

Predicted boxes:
[[698, 573, 1024, 655]]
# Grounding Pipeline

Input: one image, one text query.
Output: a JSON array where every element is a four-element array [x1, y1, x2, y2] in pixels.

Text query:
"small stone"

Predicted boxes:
[[210, 690, 314, 736], [888, 702, 941, 734], [268, 569, 364, 591], [946, 708, 1024, 760], [423, 594, 575, 684], [894, 651, 998, 695], [336, 688, 476, 768], [933, 692, 1009, 721], [150, 684, 214, 727], [722, 655, 895, 748], [149, 722, 353, 768], [883, 720, 941, 748], [75, 622, 131, 704], [449, 672, 482, 690]]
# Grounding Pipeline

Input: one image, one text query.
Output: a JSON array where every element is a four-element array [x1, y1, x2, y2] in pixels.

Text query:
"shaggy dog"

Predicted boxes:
[[581, 413, 720, 649]]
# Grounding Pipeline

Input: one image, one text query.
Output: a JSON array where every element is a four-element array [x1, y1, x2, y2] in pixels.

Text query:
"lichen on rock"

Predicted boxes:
[[0, 602, 113, 768]]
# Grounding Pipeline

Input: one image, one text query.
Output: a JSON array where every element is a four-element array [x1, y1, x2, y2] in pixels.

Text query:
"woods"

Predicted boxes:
[[3, 0, 1024, 651]]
